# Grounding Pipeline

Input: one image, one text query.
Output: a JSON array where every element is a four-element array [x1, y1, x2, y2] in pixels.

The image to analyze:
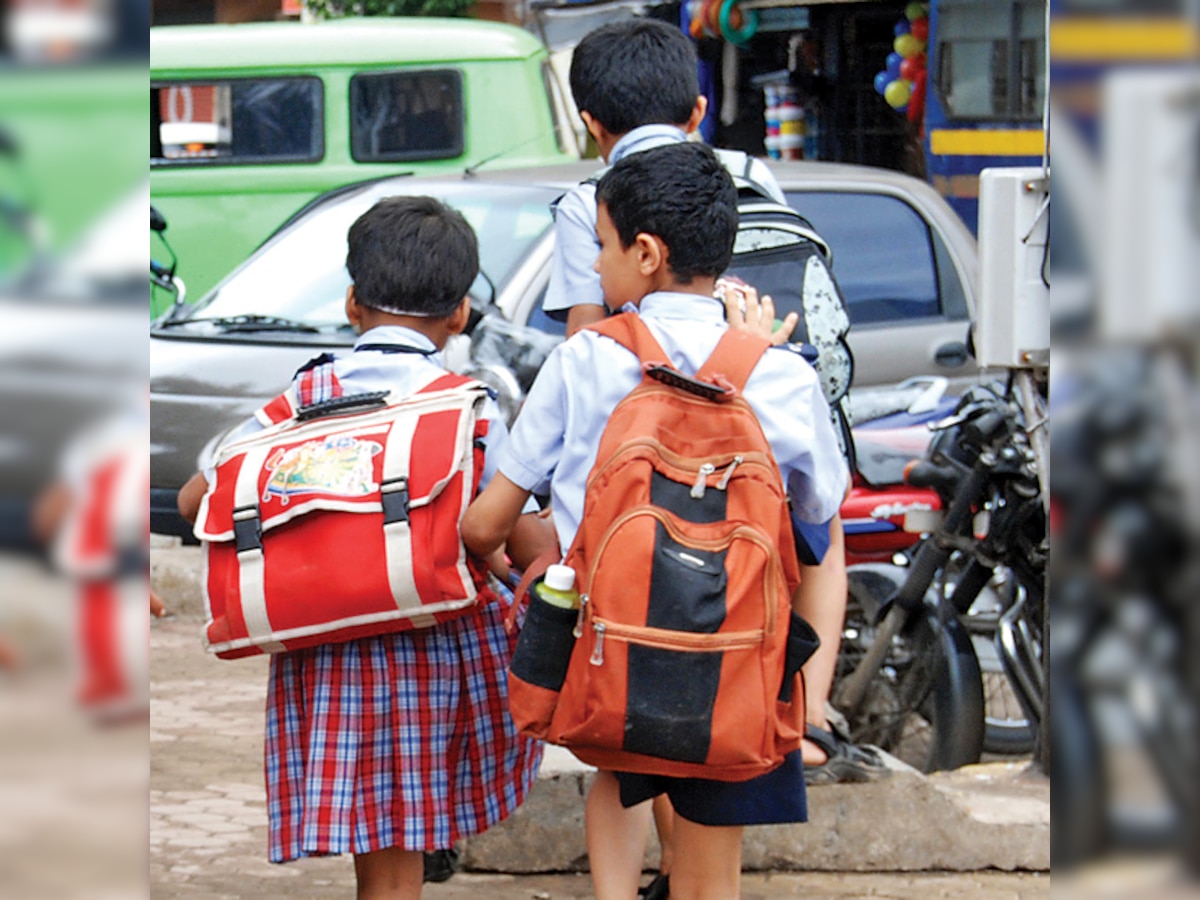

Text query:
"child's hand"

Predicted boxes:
[[481, 548, 512, 582], [716, 278, 798, 346]]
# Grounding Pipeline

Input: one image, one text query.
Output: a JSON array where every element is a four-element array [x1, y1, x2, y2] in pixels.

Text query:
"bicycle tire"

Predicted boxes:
[[835, 565, 985, 773]]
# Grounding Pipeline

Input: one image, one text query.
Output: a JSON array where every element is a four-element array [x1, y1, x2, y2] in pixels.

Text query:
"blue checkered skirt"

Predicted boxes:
[[264, 590, 542, 863]]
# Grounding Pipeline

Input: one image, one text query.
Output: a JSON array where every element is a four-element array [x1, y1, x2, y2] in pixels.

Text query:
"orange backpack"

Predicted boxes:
[[518, 313, 819, 782]]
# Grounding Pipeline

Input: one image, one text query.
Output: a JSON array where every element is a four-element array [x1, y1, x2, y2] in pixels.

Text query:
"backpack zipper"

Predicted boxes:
[[584, 505, 784, 636], [587, 616, 764, 667], [715, 455, 744, 491], [589, 436, 778, 498]]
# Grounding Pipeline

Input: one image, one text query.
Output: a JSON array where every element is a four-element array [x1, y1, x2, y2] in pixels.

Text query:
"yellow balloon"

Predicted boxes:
[[894, 33, 925, 59], [884, 78, 913, 109]]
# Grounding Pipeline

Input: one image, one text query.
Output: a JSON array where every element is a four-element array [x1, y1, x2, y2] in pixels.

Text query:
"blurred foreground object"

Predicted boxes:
[[1048, 7, 1200, 879], [38, 403, 149, 722]]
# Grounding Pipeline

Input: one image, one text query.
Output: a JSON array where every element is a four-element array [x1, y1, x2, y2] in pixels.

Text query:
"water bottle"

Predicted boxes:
[[536, 563, 580, 610], [510, 564, 579, 697]]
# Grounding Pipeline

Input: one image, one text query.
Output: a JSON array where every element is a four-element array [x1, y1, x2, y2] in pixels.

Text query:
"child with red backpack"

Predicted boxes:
[[178, 196, 555, 899], [462, 142, 850, 900]]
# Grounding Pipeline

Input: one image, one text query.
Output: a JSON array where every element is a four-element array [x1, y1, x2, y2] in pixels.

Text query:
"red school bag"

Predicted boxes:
[[522, 314, 819, 782], [194, 361, 494, 659]]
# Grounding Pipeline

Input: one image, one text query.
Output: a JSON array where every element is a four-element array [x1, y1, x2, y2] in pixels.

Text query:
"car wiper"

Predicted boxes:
[[156, 314, 321, 333]]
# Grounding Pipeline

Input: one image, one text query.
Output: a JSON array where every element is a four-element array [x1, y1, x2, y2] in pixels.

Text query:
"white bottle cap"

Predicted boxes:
[[544, 564, 576, 592]]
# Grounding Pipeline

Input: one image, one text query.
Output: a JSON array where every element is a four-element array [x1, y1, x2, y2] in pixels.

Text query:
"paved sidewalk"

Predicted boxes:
[[149, 609, 1049, 898]]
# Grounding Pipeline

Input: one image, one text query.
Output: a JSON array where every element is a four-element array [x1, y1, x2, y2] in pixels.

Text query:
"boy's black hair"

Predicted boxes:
[[569, 19, 699, 136], [346, 196, 478, 317], [595, 142, 738, 282]]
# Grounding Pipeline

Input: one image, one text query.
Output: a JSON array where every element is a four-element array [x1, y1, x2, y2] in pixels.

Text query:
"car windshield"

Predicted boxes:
[[183, 180, 559, 329], [786, 191, 940, 326]]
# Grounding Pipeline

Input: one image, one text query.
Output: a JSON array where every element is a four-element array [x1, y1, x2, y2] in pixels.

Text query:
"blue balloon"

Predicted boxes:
[[894, 20, 911, 37], [886, 52, 903, 78], [874, 71, 891, 96]]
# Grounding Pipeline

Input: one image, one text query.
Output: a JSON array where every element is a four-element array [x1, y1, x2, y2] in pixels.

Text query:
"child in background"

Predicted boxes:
[[548, 17, 793, 339], [178, 196, 555, 900], [463, 142, 850, 900]]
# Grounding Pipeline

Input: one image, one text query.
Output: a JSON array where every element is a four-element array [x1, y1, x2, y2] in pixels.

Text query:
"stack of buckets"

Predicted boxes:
[[764, 83, 803, 160]]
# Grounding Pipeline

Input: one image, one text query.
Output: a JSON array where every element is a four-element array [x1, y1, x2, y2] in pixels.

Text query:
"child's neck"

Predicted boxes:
[[651, 275, 718, 299], [359, 311, 451, 349]]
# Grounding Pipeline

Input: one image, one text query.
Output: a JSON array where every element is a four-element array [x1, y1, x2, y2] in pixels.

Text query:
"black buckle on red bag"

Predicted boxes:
[[233, 507, 263, 553], [381, 477, 410, 526]]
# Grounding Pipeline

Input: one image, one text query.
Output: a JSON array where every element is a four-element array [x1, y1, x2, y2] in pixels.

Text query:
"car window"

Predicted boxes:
[[786, 191, 941, 327], [350, 70, 464, 162], [151, 78, 323, 165], [189, 182, 558, 329]]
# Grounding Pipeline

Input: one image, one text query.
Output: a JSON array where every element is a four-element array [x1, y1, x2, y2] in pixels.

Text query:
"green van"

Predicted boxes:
[[150, 18, 575, 313]]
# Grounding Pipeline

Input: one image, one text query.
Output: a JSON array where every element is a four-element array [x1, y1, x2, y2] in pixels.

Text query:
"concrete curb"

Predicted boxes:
[[462, 752, 1048, 873]]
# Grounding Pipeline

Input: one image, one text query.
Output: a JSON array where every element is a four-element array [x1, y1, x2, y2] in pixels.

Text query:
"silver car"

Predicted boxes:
[[150, 160, 979, 536]]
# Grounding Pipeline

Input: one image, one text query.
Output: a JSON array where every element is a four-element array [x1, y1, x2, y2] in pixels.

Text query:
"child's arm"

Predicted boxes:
[[177, 472, 208, 524], [506, 508, 560, 572], [566, 304, 608, 339], [792, 514, 846, 616], [461, 472, 536, 561]]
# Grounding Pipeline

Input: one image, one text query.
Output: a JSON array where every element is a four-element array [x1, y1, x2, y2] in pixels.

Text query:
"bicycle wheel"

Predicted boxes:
[[834, 565, 985, 773]]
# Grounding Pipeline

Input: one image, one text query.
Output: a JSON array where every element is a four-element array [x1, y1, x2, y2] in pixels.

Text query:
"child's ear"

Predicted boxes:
[[683, 96, 709, 134], [445, 296, 472, 336], [344, 286, 364, 332], [634, 232, 667, 277]]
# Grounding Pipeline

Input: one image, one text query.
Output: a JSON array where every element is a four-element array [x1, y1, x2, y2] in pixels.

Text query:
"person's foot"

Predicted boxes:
[[639, 873, 669, 900], [422, 848, 460, 883], [802, 724, 890, 785]]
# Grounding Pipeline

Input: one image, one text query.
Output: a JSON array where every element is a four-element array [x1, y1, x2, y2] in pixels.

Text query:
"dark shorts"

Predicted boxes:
[[614, 750, 807, 827]]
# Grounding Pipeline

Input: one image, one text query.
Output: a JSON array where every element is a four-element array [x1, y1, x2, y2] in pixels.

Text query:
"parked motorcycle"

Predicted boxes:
[[151, 204, 186, 307], [833, 377, 1047, 772]]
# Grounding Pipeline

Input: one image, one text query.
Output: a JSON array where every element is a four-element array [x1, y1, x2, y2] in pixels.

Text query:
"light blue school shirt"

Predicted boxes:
[[497, 292, 849, 555], [543, 125, 786, 317]]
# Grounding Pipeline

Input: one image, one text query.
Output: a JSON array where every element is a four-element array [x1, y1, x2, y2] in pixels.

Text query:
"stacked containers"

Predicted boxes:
[[763, 82, 803, 160]]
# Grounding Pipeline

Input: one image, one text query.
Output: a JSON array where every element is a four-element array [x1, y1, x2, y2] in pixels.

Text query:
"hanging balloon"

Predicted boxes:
[[884, 78, 913, 110], [886, 52, 903, 78], [905, 1, 928, 21], [894, 20, 911, 37], [894, 33, 924, 59], [874, 71, 891, 96], [907, 70, 927, 124], [910, 16, 930, 42], [899, 55, 925, 81]]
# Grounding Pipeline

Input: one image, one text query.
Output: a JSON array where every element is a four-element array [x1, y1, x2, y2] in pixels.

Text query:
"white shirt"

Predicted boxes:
[[498, 292, 848, 554], [543, 125, 785, 317]]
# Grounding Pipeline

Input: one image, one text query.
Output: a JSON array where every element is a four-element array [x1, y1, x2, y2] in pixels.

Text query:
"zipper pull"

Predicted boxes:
[[690, 462, 716, 499], [716, 455, 744, 491], [589, 621, 606, 666], [573, 593, 589, 639]]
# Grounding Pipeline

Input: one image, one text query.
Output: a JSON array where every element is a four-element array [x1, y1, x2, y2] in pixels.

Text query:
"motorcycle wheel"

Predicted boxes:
[[834, 566, 985, 773], [964, 575, 1036, 755]]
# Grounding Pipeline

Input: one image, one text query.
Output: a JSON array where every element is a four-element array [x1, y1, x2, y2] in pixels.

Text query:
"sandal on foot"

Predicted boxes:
[[639, 873, 669, 900], [802, 724, 890, 785], [422, 848, 460, 883]]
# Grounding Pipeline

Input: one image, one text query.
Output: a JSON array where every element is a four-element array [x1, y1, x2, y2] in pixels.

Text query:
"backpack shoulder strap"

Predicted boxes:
[[696, 329, 771, 393], [586, 313, 671, 367]]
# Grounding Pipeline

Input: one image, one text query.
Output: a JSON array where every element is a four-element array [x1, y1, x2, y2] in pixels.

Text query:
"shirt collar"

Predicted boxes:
[[353, 325, 440, 355], [638, 291, 725, 323], [609, 125, 688, 165]]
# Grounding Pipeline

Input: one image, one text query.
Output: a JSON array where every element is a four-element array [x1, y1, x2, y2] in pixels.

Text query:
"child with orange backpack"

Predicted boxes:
[[463, 142, 850, 900]]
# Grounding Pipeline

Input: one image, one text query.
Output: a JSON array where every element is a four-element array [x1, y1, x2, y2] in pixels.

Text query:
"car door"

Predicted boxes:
[[785, 187, 980, 392]]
